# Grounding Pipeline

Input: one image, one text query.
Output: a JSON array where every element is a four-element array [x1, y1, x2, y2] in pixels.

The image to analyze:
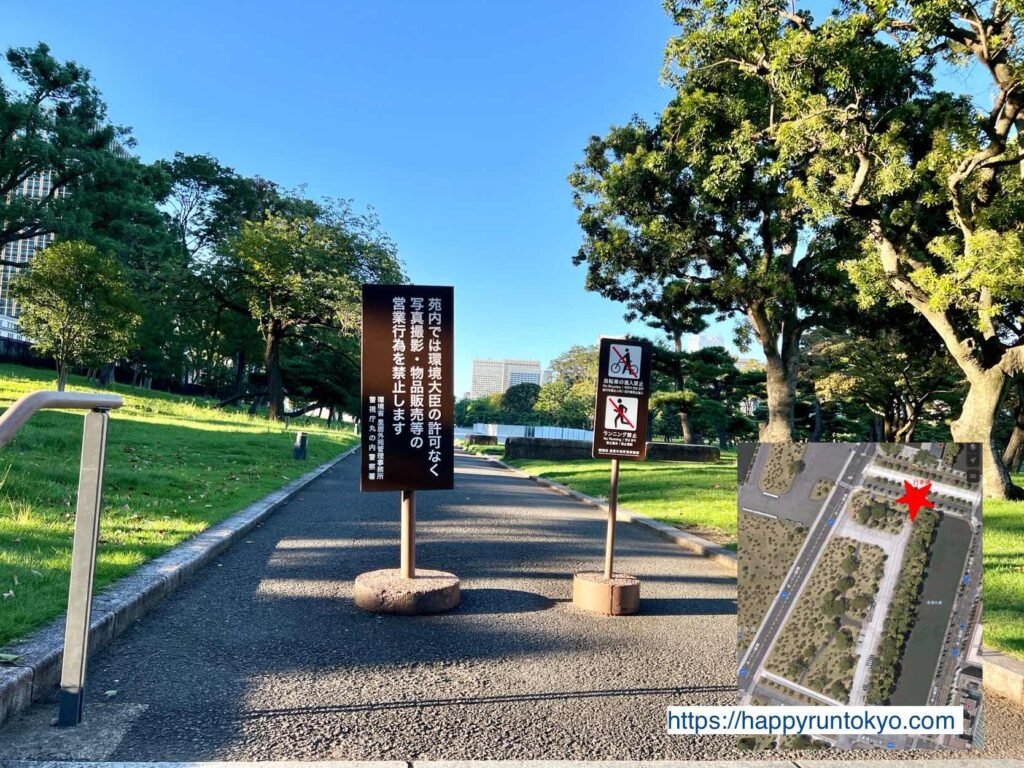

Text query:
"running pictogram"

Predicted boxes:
[[604, 396, 638, 431]]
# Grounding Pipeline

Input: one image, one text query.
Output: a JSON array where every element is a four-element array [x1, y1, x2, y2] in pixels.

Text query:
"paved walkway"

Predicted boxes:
[[0, 453, 1022, 762]]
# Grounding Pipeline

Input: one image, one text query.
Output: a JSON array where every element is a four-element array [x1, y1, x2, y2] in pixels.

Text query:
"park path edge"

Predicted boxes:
[[0, 444, 359, 728], [484, 454, 1024, 709]]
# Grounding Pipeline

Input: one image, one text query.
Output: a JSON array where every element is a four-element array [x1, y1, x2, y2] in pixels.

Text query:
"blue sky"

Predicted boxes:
[[5, 0, 731, 394]]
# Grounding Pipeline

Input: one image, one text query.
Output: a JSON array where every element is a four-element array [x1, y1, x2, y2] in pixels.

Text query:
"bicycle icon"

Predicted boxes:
[[610, 360, 638, 377], [609, 344, 641, 379]]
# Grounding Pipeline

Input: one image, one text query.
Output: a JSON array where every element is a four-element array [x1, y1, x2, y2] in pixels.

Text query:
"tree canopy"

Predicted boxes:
[[12, 240, 139, 390]]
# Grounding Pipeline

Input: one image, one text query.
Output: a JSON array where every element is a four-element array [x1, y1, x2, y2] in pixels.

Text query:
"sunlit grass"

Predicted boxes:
[[509, 450, 1023, 659], [0, 363, 356, 647], [507, 450, 737, 547], [981, 485, 1024, 659]]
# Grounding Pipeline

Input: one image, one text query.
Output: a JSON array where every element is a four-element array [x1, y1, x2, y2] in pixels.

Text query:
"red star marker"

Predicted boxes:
[[894, 480, 935, 522]]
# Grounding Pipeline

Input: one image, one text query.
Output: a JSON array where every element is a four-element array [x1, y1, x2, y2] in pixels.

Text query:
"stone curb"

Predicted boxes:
[[482, 454, 1024, 709], [0, 444, 358, 728]]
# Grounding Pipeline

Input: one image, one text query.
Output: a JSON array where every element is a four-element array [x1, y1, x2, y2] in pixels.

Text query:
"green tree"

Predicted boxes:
[[218, 207, 402, 420], [62, 151, 188, 389], [570, 45, 847, 441], [839, 0, 1024, 497], [548, 344, 598, 391], [0, 43, 122, 257], [1002, 381, 1024, 473], [12, 241, 139, 390], [533, 377, 592, 429], [666, 0, 1024, 496], [650, 389, 697, 443], [281, 327, 360, 420], [465, 393, 504, 425], [454, 397, 472, 428], [502, 382, 541, 423], [805, 318, 962, 443], [165, 164, 306, 398]]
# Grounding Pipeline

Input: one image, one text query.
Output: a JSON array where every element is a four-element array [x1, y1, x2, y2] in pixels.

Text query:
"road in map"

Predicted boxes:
[[739, 444, 877, 698]]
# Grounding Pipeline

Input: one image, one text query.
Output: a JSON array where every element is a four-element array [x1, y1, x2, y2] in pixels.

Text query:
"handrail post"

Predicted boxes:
[[56, 409, 110, 727]]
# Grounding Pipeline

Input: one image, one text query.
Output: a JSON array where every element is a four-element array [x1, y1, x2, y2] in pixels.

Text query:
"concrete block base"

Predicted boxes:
[[353, 568, 460, 615], [572, 571, 640, 615]]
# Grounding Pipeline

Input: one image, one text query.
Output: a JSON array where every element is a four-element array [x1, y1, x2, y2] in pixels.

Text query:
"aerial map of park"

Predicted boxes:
[[737, 442, 983, 751]]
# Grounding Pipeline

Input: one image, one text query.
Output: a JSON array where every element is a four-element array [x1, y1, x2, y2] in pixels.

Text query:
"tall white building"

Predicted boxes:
[[471, 358, 542, 399], [685, 332, 727, 352], [0, 170, 64, 342]]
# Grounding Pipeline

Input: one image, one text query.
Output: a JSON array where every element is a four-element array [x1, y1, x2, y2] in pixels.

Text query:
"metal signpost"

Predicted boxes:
[[353, 284, 459, 614], [573, 337, 652, 615]]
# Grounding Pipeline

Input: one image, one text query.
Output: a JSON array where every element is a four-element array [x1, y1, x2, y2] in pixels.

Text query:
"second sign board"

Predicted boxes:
[[593, 337, 652, 461]]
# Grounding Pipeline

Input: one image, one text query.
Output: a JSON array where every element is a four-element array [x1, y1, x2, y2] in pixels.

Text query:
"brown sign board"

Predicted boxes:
[[361, 284, 455, 491], [592, 337, 652, 461]]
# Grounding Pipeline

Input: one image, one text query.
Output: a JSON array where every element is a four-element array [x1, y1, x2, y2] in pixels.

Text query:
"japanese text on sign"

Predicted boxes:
[[361, 285, 454, 491]]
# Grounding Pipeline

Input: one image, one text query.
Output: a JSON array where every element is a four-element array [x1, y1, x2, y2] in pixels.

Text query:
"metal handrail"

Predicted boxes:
[[0, 391, 122, 447], [0, 389, 123, 727]]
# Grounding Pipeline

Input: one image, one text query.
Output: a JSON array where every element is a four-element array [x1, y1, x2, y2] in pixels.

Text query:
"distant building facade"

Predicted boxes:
[[685, 332, 727, 353], [471, 358, 542, 398], [0, 170, 65, 342]]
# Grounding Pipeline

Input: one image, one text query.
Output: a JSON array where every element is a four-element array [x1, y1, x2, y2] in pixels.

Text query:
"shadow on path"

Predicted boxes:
[[233, 683, 737, 720], [456, 588, 555, 614]]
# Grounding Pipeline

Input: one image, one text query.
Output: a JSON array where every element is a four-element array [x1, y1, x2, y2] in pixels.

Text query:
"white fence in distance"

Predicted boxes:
[[468, 423, 594, 444]]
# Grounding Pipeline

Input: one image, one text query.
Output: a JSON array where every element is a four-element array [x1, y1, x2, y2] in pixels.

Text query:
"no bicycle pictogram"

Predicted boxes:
[[604, 396, 638, 431], [608, 344, 642, 379]]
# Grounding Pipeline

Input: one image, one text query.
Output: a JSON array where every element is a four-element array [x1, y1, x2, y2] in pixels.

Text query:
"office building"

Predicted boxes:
[[685, 332, 727, 353], [471, 358, 542, 398], [0, 170, 65, 342]]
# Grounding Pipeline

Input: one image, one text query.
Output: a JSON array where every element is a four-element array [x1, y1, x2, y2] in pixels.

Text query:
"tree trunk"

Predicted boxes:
[[1002, 381, 1024, 473], [883, 409, 895, 442], [893, 399, 918, 444], [809, 396, 824, 441], [679, 411, 693, 444], [248, 395, 264, 416], [56, 361, 68, 392], [264, 327, 284, 421], [871, 229, 1021, 497], [950, 370, 1020, 499], [870, 414, 884, 442], [232, 348, 247, 397], [759, 354, 796, 442]]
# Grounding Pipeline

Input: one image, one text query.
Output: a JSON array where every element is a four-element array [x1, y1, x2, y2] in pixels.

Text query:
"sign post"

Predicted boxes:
[[573, 337, 652, 615], [353, 284, 460, 615]]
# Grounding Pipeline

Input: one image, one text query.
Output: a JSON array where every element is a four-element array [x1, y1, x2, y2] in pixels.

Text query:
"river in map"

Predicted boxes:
[[890, 514, 972, 705]]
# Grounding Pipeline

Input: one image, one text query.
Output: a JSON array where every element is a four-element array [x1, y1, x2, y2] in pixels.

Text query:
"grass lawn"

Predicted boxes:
[[507, 450, 1024, 660], [0, 363, 357, 648], [463, 444, 504, 456], [980, 494, 1024, 658], [506, 450, 738, 548]]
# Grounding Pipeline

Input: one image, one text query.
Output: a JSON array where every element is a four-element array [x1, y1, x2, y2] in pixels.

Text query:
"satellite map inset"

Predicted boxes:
[[737, 442, 983, 751]]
